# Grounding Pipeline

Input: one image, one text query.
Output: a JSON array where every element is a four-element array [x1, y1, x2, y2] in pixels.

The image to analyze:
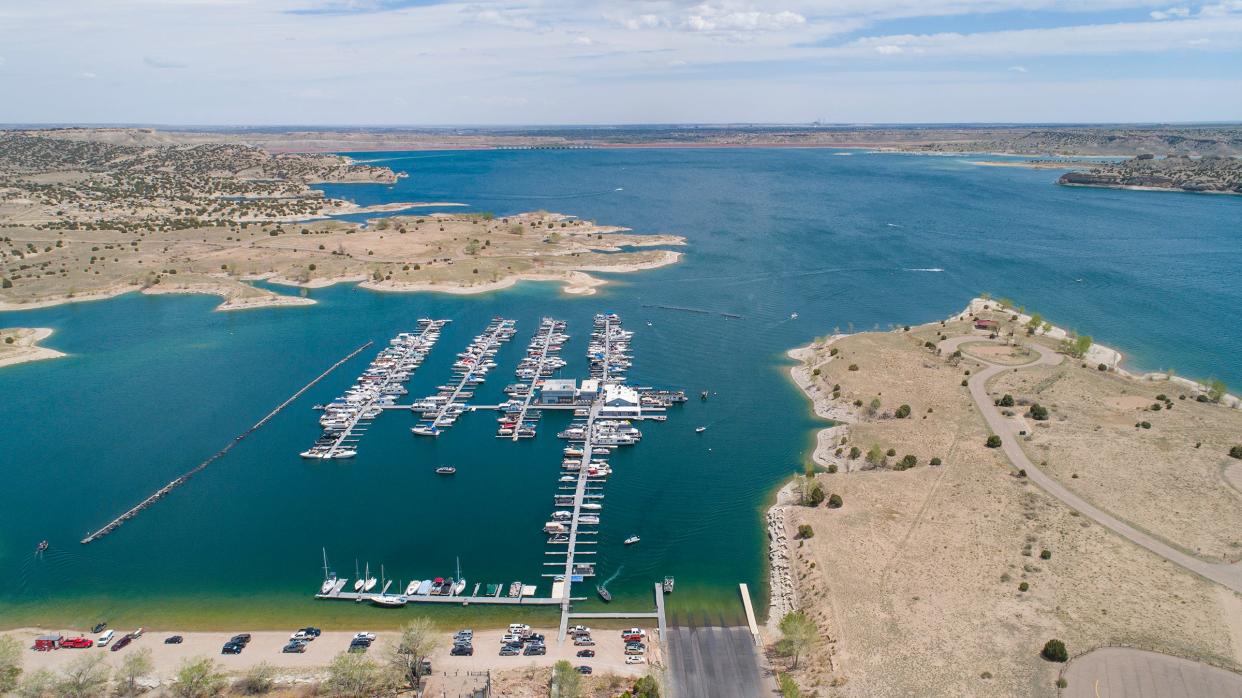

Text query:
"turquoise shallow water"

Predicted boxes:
[[1, 149, 1239, 630]]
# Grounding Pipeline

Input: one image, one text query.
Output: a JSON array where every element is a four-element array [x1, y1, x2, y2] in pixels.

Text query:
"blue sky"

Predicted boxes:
[[0, 0, 1239, 124]]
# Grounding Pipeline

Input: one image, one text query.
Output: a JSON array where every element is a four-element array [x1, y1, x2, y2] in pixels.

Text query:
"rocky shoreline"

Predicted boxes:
[[765, 483, 797, 630]]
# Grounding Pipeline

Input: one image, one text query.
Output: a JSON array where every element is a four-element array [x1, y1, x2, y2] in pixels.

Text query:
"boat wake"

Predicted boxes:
[[903, 267, 945, 272], [600, 565, 624, 588]]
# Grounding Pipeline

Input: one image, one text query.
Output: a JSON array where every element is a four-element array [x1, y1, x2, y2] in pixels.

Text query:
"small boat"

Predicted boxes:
[[436, 466, 457, 475], [597, 585, 612, 602], [364, 576, 377, 592], [35, 540, 48, 553], [371, 595, 408, 608], [695, 426, 707, 433], [663, 576, 675, 594], [700, 391, 708, 401], [416, 579, 432, 595], [405, 581, 419, 595], [624, 535, 641, 545], [92, 622, 107, 634], [790, 312, 799, 319]]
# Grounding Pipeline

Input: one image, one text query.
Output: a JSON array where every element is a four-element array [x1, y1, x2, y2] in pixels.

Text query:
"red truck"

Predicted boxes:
[[61, 637, 94, 649]]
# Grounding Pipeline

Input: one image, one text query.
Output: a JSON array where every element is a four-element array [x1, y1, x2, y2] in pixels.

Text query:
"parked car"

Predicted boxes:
[[450, 645, 474, 656], [523, 644, 546, 656], [576, 666, 593, 675], [626, 642, 647, 651], [282, 641, 307, 654], [299, 627, 322, 637], [572, 637, 595, 646], [229, 634, 252, 646], [348, 639, 370, 653], [507, 624, 531, 635], [523, 633, 545, 644], [96, 630, 116, 647], [61, 637, 93, 649], [500, 634, 521, 645], [221, 642, 244, 655], [110, 635, 134, 652], [569, 625, 590, 635], [625, 655, 646, 665], [454, 629, 473, 642], [621, 628, 646, 638], [353, 632, 377, 642], [499, 645, 520, 656], [625, 646, 646, 656], [290, 630, 313, 642], [164, 636, 183, 645], [576, 649, 595, 658]]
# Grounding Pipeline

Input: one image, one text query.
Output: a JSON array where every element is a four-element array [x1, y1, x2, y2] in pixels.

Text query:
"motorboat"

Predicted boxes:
[[695, 426, 707, 433], [436, 466, 457, 475], [597, 585, 612, 602], [624, 535, 641, 545], [371, 595, 408, 608], [663, 576, 675, 593], [405, 581, 419, 595]]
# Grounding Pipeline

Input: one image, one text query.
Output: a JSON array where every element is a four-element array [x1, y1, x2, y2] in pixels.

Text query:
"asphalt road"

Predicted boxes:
[[666, 624, 775, 698], [1063, 647, 1242, 698]]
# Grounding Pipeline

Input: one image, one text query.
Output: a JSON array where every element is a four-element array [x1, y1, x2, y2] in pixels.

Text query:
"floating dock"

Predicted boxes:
[[82, 341, 374, 545]]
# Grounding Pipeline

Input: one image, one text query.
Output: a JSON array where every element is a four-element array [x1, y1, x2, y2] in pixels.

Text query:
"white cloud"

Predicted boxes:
[[1009, 65, 1028, 71], [1150, 7, 1190, 19], [1199, 0, 1242, 16], [470, 7, 538, 31], [80, 71, 97, 79], [681, 5, 806, 33], [875, 44, 905, 54], [572, 36, 595, 46]]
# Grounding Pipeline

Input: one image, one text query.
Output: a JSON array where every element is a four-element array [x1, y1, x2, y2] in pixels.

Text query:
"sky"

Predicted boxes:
[[0, 0, 1240, 125]]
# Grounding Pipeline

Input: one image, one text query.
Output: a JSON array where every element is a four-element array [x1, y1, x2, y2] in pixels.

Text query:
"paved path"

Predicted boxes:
[[666, 624, 775, 698], [1063, 647, 1242, 698], [939, 336, 1242, 593]]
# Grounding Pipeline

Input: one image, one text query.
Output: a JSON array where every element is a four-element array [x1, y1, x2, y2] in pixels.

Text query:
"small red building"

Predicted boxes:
[[33, 634, 63, 651], [975, 319, 999, 331]]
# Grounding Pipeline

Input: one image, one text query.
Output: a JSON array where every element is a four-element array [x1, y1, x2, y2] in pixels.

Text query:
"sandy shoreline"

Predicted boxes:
[[0, 327, 66, 368]]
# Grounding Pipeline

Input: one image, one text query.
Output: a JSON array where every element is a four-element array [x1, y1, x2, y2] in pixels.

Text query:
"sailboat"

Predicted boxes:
[[452, 557, 467, 596], [320, 548, 338, 594], [371, 565, 407, 607], [363, 563, 377, 592], [353, 560, 364, 592]]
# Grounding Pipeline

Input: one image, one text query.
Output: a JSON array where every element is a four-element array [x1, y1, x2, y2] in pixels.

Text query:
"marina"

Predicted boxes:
[[303, 319, 447, 459], [497, 317, 568, 440], [411, 317, 516, 437]]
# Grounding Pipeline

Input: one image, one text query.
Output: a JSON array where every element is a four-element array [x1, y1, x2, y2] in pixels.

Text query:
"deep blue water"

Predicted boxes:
[[1, 148, 1239, 629]]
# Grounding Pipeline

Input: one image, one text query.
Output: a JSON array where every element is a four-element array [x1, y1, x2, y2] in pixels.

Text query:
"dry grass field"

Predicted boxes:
[[776, 313, 1242, 697]]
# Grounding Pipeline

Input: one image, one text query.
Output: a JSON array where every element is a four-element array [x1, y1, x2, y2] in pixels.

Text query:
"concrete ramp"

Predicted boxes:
[[666, 624, 775, 698]]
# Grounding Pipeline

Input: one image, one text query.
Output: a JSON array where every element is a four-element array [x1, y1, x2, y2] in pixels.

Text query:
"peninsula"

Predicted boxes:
[[1058, 154, 1242, 195], [0, 132, 684, 311], [772, 299, 1242, 696], [0, 327, 64, 368]]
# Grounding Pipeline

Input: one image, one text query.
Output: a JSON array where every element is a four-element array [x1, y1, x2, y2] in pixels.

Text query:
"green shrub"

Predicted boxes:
[[998, 394, 1015, 407], [930, 457, 942, 466], [1, 277, 12, 289], [898, 454, 917, 470], [1028, 404, 1049, 420], [886, 448, 896, 457], [829, 348, 838, 356], [1018, 582, 1029, 592], [848, 364, 859, 371], [796, 524, 814, 539], [811, 368, 820, 376], [848, 446, 861, 459], [961, 379, 968, 387], [1056, 678, 1068, 688], [827, 494, 843, 509], [1230, 446, 1242, 460], [1040, 549, 1051, 560], [1041, 639, 1068, 663], [827, 464, 838, 474], [807, 483, 825, 507], [986, 435, 1002, 448], [895, 404, 911, 419], [1151, 403, 1162, 411]]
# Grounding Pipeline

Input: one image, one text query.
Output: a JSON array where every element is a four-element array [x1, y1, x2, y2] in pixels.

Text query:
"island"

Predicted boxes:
[[770, 298, 1242, 696], [0, 131, 684, 311], [1058, 154, 1242, 194]]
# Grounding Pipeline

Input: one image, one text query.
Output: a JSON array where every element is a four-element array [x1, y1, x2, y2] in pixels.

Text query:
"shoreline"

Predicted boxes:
[[0, 327, 66, 368], [1058, 181, 1242, 196]]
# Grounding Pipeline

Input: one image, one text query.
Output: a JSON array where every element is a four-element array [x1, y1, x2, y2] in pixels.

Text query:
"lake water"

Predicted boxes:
[[1, 148, 1239, 630]]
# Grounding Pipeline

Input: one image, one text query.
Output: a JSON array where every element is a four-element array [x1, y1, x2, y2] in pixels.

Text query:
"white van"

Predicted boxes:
[[507, 624, 530, 635], [97, 629, 116, 647]]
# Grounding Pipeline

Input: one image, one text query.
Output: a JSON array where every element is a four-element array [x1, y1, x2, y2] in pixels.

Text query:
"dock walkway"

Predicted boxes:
[[82, 341, 373, 545]]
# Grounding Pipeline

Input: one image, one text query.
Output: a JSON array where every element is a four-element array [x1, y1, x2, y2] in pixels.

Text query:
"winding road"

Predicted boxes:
[[939, 336, 1242, 594]]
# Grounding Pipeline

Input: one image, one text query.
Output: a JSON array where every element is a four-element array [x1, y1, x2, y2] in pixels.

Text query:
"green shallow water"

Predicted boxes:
[[1, 148, 1239, 631]]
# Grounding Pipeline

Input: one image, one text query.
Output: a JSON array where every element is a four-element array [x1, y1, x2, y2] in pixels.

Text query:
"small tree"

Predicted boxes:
[[807, 482, 825, 507], [630, 676, 660, 698], [117, 648, 153, 696], [1041, 639, 1068, 662], [778, 611, 816, 670], [169, 657, 227, 698], [998, 394, 1015, 407], [55, 653, 111, 698], [848, 446, 861, 459], [827, 493, 843, 508], [1208, 379, 1228, 402], [388, 618, 439, 688], [1028, 404, 1049, 420], [796, 524, 814, 539], [778, 673, 801, 697], [1230, 446, 1242, 460], [551, 660, 583, 697], [0, 636, 22, 693], [894, 404, 911, 419], [986, 435, 1002, 448]]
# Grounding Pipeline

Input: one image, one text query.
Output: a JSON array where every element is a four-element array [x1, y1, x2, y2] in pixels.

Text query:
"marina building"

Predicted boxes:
[[600, 384, 642, 418], [540, 379, 578, 405]]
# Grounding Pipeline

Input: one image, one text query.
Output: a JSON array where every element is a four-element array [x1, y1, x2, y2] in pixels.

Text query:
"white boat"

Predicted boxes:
[[453, 579, 466, 595], [581, 503, 602, 511], [695, 426, 707, 433], [320, 549, 337, 594], [624, 535, 641, 545], [371, 595, 408, 608], [353, 579, 365, 592], [364, 576, 377, 592], [405, 581, 419, 595], [331, 449, 357, 459]]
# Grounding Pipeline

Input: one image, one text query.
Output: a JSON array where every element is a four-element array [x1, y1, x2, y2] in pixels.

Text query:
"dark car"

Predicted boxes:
[[302, 627, 322, 637], [229, 634, 252, 646], [110, 635, 134, 653], [221, 642, 244, 655], [450, 645, 474, 656], [499, 645, 520, 656], [347, 641, 369, 654], [524, 633, 545, 644], [576, 666, 593, 675], [164, 636, 184, 644], [576, 649, 595, 658], [523, 644, 546, 656], [282, 641, 307, 654]]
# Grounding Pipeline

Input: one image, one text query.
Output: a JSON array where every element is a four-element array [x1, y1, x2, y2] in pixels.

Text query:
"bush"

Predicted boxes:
[[894, 404, 911, 419], [807, 483, 825, 507], [1028, 404, 1049, 420], [998, 394, 1015, 407], [1040, 549, 1051, 560], [796, 524, 814, 539], [827, 494, 843, 509], [1139, 421, 1151, 429], [1151, 403, 1162, 411], [827, 464, 838, 474], [898, 454, 917, 470], [811, 368, 820, 376], [308, 264, 316, 271], [1019, 582, 1029, 592], [848, 364, 859, 371], [1057, 677, 1068, 688], [1, 277, 11, 289], [232, 663, 276, 695], [961, 379, 969, 387], [986, 435, 1002, 448], [848, 446, 861, 459], [829, 348, 838, 356], [1230, 446, 1242, 460], [1098, 363, 1108, 371], [930, 457, 942, 466], [1041, 639, 1068, 663], [886, 448, 896, 457]]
